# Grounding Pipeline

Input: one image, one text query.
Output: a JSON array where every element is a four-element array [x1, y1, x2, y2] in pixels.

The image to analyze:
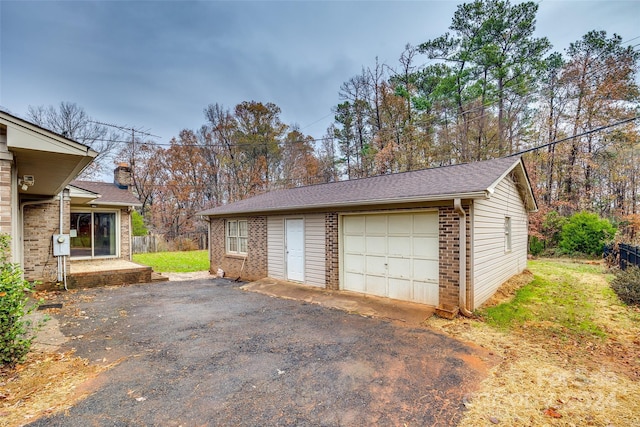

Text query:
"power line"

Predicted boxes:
[[509, 115, 640, 157], [88, 120, 161, 139]]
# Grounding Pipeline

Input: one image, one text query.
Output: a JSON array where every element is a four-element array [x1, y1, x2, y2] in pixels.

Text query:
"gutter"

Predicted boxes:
[[454, 198, 473, 318]]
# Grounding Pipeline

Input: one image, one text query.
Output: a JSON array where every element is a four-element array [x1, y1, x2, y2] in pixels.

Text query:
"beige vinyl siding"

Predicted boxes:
[[267, 214, 326, 287], [267, 216, 285, 279], [473, 176, 528, 308], [304, 214, 326, 287]]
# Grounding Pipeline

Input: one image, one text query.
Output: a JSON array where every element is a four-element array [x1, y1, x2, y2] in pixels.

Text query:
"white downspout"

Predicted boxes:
[[59, 192, 63, 283], [454, 198, 473, 317], [59, 191, 69, 290]]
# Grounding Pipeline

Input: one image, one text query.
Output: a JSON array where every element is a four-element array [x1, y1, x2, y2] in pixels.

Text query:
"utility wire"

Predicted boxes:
[[509, 115, 640, 157]]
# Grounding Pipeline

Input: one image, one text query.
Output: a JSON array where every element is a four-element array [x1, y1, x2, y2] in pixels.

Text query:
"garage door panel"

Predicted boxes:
[[413, 213, 438, 234], [388, 236, 411, 256], [344, 216, 365, 234], [365, 215, 387, 234], [413, 259, 439, 282], [345, 272, 365, 292], [388, 278, 412, 300], [365, 254, 387, 275], [413, 236, 439, 258], [344, 235, 365, 252], [365, 274, 387, 296], [413, 281, 440, 305], [344, 253, 364, 273], [387, 256, 410, 279], [366, 236, 386, 254], [388, 215, 412, 234]]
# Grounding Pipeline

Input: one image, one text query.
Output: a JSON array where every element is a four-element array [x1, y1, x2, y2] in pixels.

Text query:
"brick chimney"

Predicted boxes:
[[114, 163, 133, 189]]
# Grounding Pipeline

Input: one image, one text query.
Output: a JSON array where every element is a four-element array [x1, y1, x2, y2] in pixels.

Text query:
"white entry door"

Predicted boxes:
[[342, 212, 439, 305], [286, 218, 305, 282]]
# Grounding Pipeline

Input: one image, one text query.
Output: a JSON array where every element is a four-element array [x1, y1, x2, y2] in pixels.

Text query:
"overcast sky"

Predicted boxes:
[[1, 0, 639, 148]]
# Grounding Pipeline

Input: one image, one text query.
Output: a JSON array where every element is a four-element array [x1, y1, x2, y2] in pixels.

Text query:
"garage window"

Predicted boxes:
[[226, 219, 248, 255], [505, 216, 512, 252]]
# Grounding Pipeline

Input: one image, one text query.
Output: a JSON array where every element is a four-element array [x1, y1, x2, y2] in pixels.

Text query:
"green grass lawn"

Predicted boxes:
[[479, 259, 616, 340], [133, 250, 209, 273]]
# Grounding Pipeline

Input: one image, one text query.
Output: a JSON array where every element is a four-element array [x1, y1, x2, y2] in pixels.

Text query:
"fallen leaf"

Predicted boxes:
[[489, 416, 500, 424], [544, 407, 562, 418]]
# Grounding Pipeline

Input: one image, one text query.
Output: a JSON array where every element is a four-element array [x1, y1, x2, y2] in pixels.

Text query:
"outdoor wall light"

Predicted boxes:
[[18, 175, 35, 191]]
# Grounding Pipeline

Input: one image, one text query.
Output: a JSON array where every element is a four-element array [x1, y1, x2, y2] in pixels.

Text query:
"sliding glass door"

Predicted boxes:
[[70, 211, 118, 258]]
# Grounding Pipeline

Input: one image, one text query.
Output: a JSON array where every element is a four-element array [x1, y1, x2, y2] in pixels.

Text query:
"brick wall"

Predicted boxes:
[[245, 216, 267, 279], [209, 218, 225, 274], [209, 216, 268, 281], [23, 197, 70, 283], [325, 212, 339, 290], [120, 208, 132, 260], [25, 203, 133, 283], [438, 204, 471, 308]]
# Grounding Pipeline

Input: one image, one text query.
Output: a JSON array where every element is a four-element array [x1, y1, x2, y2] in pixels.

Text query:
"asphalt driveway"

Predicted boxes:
[[29, 278, 493, 427]]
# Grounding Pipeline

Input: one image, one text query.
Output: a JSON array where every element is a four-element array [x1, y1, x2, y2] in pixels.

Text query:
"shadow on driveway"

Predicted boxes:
[[28, 278, 495, 426]]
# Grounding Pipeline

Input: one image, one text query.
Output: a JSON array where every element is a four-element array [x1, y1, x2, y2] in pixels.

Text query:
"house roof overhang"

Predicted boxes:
[[68, 184, 101, 205], [68, 181, 142, 208], [1, 111, 98, 196]]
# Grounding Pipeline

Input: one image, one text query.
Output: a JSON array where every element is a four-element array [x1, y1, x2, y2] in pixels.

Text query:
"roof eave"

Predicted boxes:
[[85, 201, 142, 208], [199, 191, 490, 218], [486, 157, 538, 212]]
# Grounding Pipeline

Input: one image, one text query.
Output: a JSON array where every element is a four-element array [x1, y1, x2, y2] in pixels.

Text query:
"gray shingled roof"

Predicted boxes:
[[70, 181, 142, 206], [199, 157, 536, 217]]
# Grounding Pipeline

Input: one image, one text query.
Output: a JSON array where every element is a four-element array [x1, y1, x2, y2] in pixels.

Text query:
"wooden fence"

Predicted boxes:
[[132, 234, 208, 253], [132, 234, 161, 254]]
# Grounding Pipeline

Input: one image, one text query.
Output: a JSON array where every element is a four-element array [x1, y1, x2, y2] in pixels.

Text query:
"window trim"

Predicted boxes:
[[226, 219, 248, 255]]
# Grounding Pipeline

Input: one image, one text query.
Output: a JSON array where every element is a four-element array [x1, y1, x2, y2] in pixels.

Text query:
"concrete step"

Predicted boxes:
[[152, 272, 169, 282]]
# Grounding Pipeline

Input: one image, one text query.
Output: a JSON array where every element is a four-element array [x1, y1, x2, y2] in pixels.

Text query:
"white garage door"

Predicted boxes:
[[342, 212, 439, 305]]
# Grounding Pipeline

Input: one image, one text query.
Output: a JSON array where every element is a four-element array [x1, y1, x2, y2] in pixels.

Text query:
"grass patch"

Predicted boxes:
[[133, 250, 209, 273], [480, 259, 607, 340], [427, 258, 640, 426]]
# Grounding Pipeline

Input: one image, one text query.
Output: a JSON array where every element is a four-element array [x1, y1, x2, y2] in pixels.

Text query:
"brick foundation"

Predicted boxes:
[[65, 265, 152, 289]]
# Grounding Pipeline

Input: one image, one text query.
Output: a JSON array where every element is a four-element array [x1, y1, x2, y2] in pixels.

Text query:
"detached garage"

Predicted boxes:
[[200, 156, 537, 313]]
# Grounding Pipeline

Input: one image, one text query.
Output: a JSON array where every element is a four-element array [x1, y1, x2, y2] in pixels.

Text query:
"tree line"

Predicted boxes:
[[20, 0, 640, 247]]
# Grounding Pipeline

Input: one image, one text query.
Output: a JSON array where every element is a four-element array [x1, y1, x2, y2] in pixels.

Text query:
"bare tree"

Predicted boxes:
[[27, 102, 122, 179]]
